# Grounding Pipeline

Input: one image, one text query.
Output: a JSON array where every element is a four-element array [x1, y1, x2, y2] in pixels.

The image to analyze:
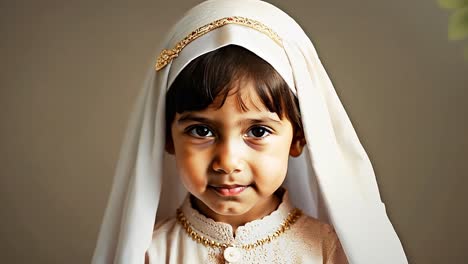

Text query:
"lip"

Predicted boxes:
[[210, 184, 249, 196]]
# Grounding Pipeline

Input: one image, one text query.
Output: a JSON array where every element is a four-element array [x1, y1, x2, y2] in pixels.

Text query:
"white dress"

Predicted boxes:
[[147, 191, 349, 264]]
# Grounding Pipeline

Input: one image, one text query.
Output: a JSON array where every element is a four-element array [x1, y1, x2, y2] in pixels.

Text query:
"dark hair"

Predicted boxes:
[[165, 45, 302, 140]]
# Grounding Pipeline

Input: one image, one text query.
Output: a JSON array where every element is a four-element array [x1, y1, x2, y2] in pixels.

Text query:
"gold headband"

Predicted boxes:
[[155, 16, 283, 71]]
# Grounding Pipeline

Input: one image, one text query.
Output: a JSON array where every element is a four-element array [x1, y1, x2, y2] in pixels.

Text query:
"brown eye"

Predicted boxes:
[[246, 126, 271, 138], [188, 125, 213, 137]]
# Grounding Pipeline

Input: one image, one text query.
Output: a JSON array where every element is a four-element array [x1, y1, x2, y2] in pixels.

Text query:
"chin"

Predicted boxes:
[[210, 201, 251, 216]]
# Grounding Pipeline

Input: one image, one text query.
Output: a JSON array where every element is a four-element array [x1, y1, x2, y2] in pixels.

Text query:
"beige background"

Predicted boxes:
[[1, 0, 467, 263]]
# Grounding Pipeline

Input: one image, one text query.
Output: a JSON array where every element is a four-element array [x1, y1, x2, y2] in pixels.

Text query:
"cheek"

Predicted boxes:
[[253, 161, 288, 196], [252, 141, 291, 191], [174, 145, 209, 190]]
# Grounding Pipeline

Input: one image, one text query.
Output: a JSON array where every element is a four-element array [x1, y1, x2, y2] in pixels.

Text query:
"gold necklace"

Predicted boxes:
[[176, 207, 302, 250]]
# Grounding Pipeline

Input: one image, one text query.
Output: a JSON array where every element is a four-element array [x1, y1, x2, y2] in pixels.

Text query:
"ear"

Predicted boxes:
[[289, 129, 306, 157], [165, 134, 175, 155]]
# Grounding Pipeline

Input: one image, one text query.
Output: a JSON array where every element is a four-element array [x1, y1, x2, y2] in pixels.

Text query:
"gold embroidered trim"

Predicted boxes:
[[175, 207, 302, 250], [155, 16, 282, 71]]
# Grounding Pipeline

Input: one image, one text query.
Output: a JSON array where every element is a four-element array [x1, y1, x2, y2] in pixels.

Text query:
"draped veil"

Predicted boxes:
[[92, 1, 408, 263]]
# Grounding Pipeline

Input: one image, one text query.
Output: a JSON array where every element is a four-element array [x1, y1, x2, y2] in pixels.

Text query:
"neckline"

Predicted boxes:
[[179, 189, 296, 245]]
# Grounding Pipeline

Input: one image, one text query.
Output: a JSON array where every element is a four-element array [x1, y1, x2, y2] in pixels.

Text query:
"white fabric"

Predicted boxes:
[[147, 190, 348, 264], [92, 0, 408, 263], [167, 23, 295, 94]]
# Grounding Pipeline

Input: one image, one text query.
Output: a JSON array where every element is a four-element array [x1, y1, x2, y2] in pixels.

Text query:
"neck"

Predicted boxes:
[[191, 194, 281, 233]]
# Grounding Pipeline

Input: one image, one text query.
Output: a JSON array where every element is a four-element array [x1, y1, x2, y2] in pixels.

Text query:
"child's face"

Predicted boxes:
[[168, 80, 303, 220]]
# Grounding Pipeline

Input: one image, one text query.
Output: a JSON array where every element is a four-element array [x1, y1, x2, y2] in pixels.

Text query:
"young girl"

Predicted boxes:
[[149, 44, 347, 263], [92, 0, 408, 263]]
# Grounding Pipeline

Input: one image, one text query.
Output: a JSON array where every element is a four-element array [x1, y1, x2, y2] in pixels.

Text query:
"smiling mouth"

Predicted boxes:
[[210, 185, 250, 196]]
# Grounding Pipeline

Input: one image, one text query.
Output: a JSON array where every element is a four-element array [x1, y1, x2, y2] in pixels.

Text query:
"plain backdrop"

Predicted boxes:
[[1, 0, 467, 263]]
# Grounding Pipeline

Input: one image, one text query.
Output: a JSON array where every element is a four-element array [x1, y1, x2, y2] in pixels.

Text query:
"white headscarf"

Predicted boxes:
[[92, 0, 408, 263]]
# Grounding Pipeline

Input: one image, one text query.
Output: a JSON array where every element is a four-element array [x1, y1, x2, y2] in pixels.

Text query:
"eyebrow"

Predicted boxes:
[[176, 113, 282, 125]]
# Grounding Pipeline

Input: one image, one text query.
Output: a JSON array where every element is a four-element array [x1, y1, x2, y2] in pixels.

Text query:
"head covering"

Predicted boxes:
[[92, 0, 408, 263]]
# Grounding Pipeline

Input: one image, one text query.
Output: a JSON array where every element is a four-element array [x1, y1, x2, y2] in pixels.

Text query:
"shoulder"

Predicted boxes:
[[295, 213, 349, 263], [146, 217, 180, 263], [295, 213, 337, 240], [151, 217, 180, 246], [154, 217, 179, 234]]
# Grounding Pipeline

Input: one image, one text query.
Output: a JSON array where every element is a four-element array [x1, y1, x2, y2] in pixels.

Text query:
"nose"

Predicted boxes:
[[211, 138, 243, 174]]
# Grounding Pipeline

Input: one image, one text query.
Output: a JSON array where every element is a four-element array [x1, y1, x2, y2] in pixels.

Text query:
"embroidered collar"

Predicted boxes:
[[179, 189, 297, 246]]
